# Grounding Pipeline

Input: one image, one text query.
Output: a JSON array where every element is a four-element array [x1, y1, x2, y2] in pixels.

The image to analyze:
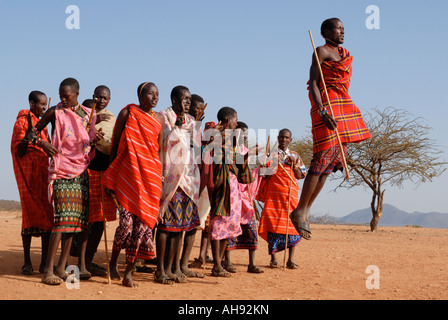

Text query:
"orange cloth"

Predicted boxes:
[[11, 110, 53, 232], [88, 170, 117, 223], [257, 164, 299, 241], [101, 105, 162, 229]]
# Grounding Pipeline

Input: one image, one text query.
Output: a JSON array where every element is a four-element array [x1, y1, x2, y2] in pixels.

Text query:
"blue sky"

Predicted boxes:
[[1, 0, 447, 217]]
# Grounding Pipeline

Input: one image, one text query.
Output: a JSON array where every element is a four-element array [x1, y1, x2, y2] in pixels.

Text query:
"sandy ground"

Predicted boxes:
[[1, 210, 447, 301]]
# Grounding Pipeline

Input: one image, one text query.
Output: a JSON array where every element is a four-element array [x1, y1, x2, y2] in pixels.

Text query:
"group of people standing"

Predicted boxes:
[[10, 17, 371, 288]]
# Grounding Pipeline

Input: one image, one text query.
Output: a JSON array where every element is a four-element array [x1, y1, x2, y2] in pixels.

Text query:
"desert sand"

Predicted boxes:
[[1, 209, 447, 301]]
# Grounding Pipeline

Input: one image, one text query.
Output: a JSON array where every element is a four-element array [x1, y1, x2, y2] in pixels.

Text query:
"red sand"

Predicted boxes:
[[1, 210, 447, 300]]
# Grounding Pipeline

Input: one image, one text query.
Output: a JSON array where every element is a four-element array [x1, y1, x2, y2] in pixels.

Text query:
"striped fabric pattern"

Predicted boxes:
[[101, 104, 162, 229], [11, 109, 54, 233], [88, 170, 117, 223], [257, 164, 299, 242], [309, 46, 371, 153]]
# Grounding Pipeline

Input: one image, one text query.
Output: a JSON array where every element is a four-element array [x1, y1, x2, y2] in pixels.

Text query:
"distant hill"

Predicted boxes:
[[338, 203, 448, 229], [0, 199, 21, 211]]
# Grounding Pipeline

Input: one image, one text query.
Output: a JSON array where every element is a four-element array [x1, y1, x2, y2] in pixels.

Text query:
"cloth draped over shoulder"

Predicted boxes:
[[211, 131, 254, 217], [158, 107, 200, 219], [48, 104, 96, 200], [11, 109, 53, 231], [308, 46, 371, 154], [94, 109, 116, 155], [101, 104, 162, 229], [257, 150, 300, 241]]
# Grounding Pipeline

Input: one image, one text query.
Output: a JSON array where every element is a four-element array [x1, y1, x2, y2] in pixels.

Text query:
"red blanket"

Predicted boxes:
[[257, 164, 299, 241], [309, 46, 370, 153], [101, 105, 162, 228], [11, 110, 53, 232]]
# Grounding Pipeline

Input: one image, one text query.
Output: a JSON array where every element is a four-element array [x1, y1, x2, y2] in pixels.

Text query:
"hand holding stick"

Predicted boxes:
[[308, 30, 350, 179], [86, 98, 98, 133]]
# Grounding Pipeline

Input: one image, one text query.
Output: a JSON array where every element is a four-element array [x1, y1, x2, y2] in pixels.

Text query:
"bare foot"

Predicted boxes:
[[122, 276, 138, 287], [109, 263, 121, 280], [290, 209, 312, 240]]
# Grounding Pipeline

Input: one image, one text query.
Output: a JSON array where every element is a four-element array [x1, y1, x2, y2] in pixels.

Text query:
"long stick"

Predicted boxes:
[[263, 135, 270, 165], [283, 162, 294, 270], [100, 172, 111, 284], [86, 98, 98, 133], [308, 30, 350, 179]]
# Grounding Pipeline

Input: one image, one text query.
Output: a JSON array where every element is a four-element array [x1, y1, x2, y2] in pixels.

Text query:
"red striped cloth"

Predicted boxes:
[[309, 46, 370, 153], [101, 105, 162, 229], [11, 109, 53, 232], [88, 170, 117, 223], [256, 164, 299, 241]]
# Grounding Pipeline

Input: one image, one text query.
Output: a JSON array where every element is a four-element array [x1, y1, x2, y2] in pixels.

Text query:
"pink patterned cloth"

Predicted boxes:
[[239, 166, 262, 224], [209, 172, 242, 240], [48, 103, 96, 200], [159, 107, 200, 219]]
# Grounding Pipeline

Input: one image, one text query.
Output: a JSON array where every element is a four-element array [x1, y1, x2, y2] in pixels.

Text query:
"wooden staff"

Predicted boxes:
[[283, 161, 294, 270], [196, 102, 207, 121], [263, 135, 270, 165], [308, 30, 350, 180], [86, 98, 98, 133], [47, 97, 51, 109], [100, 172, 111, 284]]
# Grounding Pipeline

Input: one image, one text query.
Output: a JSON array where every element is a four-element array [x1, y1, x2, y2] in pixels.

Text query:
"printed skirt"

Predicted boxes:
[[158, 187, 200, 232], [52, 170, 89, 233], [267, 232, 301, 254]]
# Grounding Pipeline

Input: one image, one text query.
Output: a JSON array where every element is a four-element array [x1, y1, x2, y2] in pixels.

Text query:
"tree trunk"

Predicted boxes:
[[370, 190, 384, 231]]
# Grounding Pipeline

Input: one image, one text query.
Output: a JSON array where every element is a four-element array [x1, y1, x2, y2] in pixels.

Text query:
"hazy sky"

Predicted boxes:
[[1, 0, 447, 217]]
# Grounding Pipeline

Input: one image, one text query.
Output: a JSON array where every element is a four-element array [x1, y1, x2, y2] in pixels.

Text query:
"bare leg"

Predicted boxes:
[[21, 234, 32, 273], [40, 234, 50, 272], [56, 233, 74, 279], [211, 239, 230, 276], [109, 247, 121, 280], [122, 261, 137, 287], [180, 229, 203, 277], [290, 173, 329, 239], [167, 232, 186, 282], [77, 230, 91, 279], [42, 232, 64, 285]]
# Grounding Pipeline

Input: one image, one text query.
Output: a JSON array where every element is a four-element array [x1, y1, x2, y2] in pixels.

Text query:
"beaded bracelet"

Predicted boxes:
[[319, 109, 328, 117]]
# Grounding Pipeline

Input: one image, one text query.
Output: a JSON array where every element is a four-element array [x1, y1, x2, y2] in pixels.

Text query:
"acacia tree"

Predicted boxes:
[[290, 107, 447, 231]]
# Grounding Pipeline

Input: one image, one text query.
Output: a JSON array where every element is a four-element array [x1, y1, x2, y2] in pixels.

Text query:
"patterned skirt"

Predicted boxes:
[[52, 170, 89, 233], [113, 206, 154, 263], [226, 218, 258, 250], [267, 232, 301, 254], [158, 187, 200, 232]]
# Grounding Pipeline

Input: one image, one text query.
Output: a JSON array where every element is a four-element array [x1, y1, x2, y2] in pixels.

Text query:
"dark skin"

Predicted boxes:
[[38, 85, 104, 284], [210, 113, 238, 277], [156, 88, 202, 284], [106, 83, 164, 287], [17, 94, 48, 157], [308, 19, 345, 131], [84, 86, 112, 276], [93, 87, 112, 123], [290, 19, 346, 240], [17, 93, 51, 274], [188, 101, 204, 120], [270, 130, 306, 266]]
